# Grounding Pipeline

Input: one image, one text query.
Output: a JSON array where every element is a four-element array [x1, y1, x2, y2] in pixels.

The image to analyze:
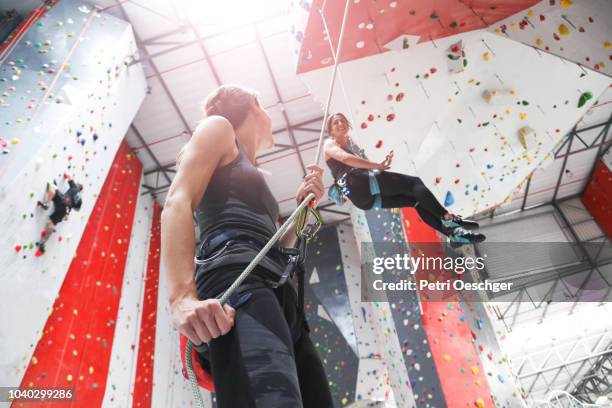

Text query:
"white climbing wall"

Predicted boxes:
[[299, 29, 611, 217], [0, 0, 146, 390], [102, 186, 153, 407]]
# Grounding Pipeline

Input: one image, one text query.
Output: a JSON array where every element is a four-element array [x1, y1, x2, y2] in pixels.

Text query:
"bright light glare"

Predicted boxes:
[[180, 0, 288, 27]]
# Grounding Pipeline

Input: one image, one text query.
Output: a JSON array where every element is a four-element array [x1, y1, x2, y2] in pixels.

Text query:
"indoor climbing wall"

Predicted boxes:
[[489, 0, 612, 77], [296, 0, 611, 218], [12, 140, 143, 407], [0, 0, 146, 400], [582, 149, 612, 239], [101, 188, 154, 407]]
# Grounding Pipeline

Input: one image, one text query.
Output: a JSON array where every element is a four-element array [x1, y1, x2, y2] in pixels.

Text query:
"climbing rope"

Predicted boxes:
[[184, 1, 352, 405]]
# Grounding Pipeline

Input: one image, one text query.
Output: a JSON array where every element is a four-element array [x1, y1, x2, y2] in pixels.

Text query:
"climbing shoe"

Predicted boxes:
[[37, 201, 49, 210], [449, 228, 486, 248], [442, 214, 479, 231]]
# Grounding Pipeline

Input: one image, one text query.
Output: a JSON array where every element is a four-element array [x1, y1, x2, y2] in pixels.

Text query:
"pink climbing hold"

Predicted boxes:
[[375, 140, 383, 148]]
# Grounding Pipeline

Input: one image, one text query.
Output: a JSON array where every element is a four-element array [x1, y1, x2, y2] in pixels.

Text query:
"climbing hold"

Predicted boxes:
[[375, 140, 383, 148], [474, 398, 485, 408], [444, 191, 454, 207], [518, 126, 534, 149], [15, 245, 22, 252], [604, 42, 612, 49], [483, 52, 490, 61], [11, 137, 20, 145], [558, 24, 570, 36], [578, 91, 593, 108], [560, 0, 573, 7], [471, 366, 480, 375], [443, 354, 451, 362], [386, 113, 395, 121]]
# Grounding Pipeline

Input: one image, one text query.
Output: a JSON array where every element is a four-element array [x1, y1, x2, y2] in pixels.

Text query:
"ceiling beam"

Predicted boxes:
[[131, 124, 172, 185], [255, 25, 307, 177]]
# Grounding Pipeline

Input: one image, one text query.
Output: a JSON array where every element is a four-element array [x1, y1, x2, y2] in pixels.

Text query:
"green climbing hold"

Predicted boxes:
[[578, 91, 593, 108]]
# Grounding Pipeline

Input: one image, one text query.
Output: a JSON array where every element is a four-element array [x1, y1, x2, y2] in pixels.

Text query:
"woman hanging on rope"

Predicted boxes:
[[161, 84, 333, 407], [323, 113, 485, 246]]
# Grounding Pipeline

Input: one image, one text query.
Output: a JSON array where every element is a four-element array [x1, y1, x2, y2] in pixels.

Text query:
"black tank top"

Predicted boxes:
[[326, 144, 355, 180], [194, 139, 286, 297]]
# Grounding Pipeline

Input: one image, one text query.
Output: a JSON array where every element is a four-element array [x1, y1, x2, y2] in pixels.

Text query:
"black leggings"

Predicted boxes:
[[347, 170, 450, 235], [207, 284, 333, 408]]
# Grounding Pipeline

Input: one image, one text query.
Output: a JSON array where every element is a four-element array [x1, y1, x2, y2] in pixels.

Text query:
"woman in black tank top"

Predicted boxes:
[[161, 85, 332, 407], [323, 113, 486, 247]]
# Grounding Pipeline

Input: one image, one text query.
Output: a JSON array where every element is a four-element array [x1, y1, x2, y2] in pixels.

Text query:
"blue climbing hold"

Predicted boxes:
[[444, 191, 455, 207]]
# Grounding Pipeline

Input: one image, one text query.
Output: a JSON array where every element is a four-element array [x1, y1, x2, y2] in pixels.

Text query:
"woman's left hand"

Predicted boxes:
[[296, 164, 325, 204]]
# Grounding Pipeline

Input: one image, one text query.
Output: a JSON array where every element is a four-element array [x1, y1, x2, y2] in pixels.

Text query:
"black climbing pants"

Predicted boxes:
[[206, 284, 333, 408], [346, 170, 450, 235]]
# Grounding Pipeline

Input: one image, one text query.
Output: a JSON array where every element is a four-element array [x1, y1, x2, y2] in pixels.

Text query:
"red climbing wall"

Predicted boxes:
[[132, 202, 161, 408], [401, 208, 494, 408], [297, 0, 540, 73], [15, 140, 142, 407], [582, 161, 612, 239]]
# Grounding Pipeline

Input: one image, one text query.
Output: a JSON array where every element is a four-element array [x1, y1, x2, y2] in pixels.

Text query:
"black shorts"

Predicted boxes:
[[49, 194, 67, 225], [202, 284, 333, 408]]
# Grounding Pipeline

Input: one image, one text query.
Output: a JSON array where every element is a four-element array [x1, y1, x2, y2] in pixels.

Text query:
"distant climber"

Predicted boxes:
[[35, 178, 83, 255]]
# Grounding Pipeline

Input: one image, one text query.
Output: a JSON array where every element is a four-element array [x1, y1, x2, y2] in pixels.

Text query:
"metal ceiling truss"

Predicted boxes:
[[515, 333, 612, 399], [572, 344, 612, 404]]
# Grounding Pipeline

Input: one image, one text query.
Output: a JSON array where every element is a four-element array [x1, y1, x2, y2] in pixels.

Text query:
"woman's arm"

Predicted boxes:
[[161, 116, 236, 344], [324, 139, 384, 170]]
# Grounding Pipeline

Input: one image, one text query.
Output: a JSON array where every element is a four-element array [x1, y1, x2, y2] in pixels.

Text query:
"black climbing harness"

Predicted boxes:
[[192, 206, 322, 357]]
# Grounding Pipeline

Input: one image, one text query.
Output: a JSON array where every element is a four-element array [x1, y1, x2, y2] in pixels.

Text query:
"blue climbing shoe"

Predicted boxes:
[[449, 228, 486, 248], [442, 214, 479, 231]]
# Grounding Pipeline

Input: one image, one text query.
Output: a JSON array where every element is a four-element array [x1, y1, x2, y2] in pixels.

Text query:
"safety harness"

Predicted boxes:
[[180, 206, 322, 393]]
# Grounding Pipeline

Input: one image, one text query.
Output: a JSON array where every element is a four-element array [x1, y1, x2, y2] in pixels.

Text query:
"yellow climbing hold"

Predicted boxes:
[[11, 137, 20, 144], [560, 0, 573, 8], [475, 379, 482, 386], [483, 52, 490, 61], [31, 356, 38, 365], [559, 24, 570, 36], [536, 38, 543, 46], [510, 23, 517, 30], [443, 354, 451, 362], [520, 112, 528, 120], [471, 366, 480, 375], [67, 374, 73, 381], [604, 42, 612, 49], [89, 366, 94, 374], [475, 398, 485, 408]]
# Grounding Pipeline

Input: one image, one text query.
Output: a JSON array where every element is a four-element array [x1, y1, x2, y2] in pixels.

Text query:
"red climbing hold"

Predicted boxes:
[[367, 114, 374, 122], [375, 140, 383, 148], [361, 122, 368, 129], [430, 67, 437, 74], [454, 179, 460, 184], [41, 229, 47, 238], [15, 245, 22, 252], [396, 93, 405, 102], [386, 113, 396, 121], [435, 177, 441, 184], [387, 94, 393, 101], [539, 14, 545, 21], [35, 249, 44, 257]]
